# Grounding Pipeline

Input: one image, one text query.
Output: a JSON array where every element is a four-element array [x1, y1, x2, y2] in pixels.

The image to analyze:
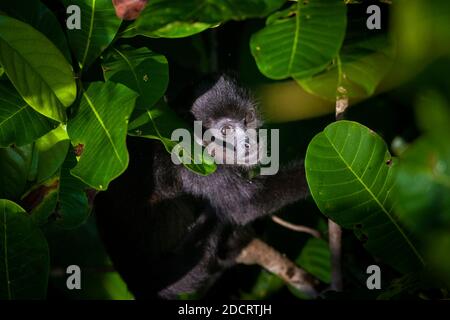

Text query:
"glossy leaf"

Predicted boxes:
[[305, 121, 425, 273], [0, 83, 57, 147], [57, 150, 90, 229], [34, 125, 70, 183], [0, 15, 76, 121], [250, 0, 346, 81], [122, 0, 285, 38], [103, 46, 169, 112], [0, 0, 71, 61], [67, 82, 138, 190], [0, 199, 49, 299], [128, 102, 217, 176], [62, 0, 122, 70]]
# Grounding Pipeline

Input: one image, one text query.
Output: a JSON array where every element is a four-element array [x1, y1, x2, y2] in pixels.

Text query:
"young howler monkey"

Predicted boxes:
[[94, 75, 309, 299]]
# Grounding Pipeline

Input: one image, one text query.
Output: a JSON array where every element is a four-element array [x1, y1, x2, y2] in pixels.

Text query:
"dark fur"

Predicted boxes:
[[94, 76, 309, 299]]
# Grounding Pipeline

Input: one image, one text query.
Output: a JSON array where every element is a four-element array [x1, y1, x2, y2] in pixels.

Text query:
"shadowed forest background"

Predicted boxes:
[[0, 0, 449, 300]]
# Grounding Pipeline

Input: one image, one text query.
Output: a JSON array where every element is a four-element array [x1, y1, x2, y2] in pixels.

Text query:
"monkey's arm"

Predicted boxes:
[[228, 161, 309, 225]]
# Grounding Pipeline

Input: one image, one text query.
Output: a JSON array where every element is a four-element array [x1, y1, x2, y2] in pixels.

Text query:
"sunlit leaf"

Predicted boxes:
[[0, 0, 72, 62], [0, 15, 76, 121], [61, 0, 122, 70], [0, 83, 57, 148], [67, 82, 138, 190], [34, 125, 70, 183], [250, 0, 346, 81], [122, 0, 285, 38]]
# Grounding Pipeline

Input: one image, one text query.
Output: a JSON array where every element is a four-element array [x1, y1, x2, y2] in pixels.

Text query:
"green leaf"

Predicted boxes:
[[34, 125, 70, 183], [0, 145, 33, 200], [0, 0, 72, 62], [24, 176, 59, 227], [122, 0, 285, 38], [0, 15, 76, 122], [67, 82, 138, 190], [305, 121, 425, 273], [296, 238, 331, 284], [0, 83, 57, 147], [299, 29, 394, 100], [128, 102, 217, 176], [241, 270, 284, 300], [394, 135, 450, 231], [57, 150, 90, 229], [250, 0, 346, 81], [0, 199, 49, 299], [103, 46, 169, 113], [61, 0, 122, 70]]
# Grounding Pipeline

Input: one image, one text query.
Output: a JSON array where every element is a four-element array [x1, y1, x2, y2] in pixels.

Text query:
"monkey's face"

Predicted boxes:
[[191, 76, 265, 167]]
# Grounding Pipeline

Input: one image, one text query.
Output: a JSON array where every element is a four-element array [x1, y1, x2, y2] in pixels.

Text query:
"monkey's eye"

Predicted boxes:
[[245, 110, 255, 124], [221, 125, 233, 136]]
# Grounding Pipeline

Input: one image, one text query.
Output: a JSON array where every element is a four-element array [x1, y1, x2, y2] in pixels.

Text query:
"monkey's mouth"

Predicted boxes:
[[206, 139, 263, 166]]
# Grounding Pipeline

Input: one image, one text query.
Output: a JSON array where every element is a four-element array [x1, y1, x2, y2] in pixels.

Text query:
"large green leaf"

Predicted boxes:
[[305, 121, 425, 273], [34, 125, 70, 183], [67, 82, 138, 190], [250, 0, 346, 81], [102, 46, 169, 113], [0, 145, 33, 200], [0, 83, 57, 147], [0, 199, 49, 299], [122, 0, 285, 38], [128, 102, 216, 176], [0, 0, 71, 62], [0, 15, 76, 122], [61, 0, 122, 70], [299, 20, 394, 100]]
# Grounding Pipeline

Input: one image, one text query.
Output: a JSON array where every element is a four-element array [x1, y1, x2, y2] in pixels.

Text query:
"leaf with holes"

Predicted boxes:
[[67, 82, 138, 190], [102, 46, 169, 115], [0, 200, 49, 299], [250, 0, 346, 81], [0, 15, 76, 122], [305, 121, 425, 273], [0, 83, 57, 147], [61, 0, 122, 70], [122, 0, 285, 38]]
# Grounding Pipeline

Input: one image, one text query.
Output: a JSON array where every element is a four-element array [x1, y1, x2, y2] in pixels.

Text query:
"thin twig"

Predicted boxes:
[[328, 65, 348, 292], [236, 238, 320, 298], [328, 220, 343, 291], [271, 215, 322, 239]]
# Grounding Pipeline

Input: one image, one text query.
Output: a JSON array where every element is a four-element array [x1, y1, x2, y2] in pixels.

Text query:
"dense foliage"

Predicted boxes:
[[0, 0, 449, 300]]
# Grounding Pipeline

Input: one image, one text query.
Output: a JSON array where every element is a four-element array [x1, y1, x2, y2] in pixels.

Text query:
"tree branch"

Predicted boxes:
[[236, 238, 320, 298]]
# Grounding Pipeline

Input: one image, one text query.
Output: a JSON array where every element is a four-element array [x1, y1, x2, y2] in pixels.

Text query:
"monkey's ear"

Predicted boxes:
[[112, 0, 148, 21]]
